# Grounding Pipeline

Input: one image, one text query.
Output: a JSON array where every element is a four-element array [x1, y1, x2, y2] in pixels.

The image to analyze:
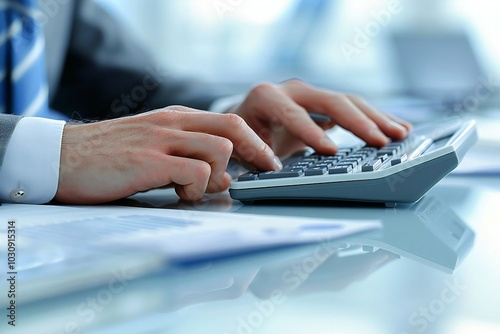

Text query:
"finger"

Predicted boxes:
[[385, 113, 413, 132], [348, 95, 410, 140], [172, 111, 283, 172], [165, 130, 234, 193], [285, 85, 389, 147], [160, 155, 212, 201], [246, 84, 338, 154]]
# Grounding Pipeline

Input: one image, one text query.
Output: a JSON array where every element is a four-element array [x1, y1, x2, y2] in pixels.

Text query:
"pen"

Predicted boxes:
[[309, 112, 331, 123]]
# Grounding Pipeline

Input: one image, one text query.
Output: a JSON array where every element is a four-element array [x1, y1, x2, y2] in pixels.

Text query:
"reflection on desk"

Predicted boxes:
[[126, 190, 474, 273], [0, 189, 477, 333], [234, 196, 474, 274]]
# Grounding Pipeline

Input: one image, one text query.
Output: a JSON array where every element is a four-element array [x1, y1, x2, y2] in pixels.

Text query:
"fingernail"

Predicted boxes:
[[391, 121, 408, 135], [370, 128, 388, 144], [273, 156, 283, 170]]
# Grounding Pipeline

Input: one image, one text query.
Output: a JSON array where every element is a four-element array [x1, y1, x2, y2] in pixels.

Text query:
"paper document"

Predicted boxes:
[[1, 204, 380, 265]]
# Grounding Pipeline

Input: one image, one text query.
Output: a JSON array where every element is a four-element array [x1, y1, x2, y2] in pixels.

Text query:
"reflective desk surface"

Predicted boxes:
[[11, 173, 500, 334]]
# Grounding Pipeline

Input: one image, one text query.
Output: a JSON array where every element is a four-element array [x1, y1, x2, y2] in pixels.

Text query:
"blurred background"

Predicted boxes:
[[97, 0, 500, 113]]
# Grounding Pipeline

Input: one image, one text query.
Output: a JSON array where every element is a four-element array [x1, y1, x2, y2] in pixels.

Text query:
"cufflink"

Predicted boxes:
[[10, 188, 26, 202]]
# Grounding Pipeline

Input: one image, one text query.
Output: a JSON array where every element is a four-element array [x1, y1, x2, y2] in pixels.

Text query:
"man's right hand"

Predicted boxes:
[[54, 106, 282, 204]]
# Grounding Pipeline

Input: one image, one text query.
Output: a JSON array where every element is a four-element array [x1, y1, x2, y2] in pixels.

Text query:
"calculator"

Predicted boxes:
[[229, 119, 477, 207]]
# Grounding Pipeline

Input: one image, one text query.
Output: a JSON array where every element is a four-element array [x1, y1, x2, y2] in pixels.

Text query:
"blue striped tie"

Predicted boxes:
[[0, 0, 50, 116]]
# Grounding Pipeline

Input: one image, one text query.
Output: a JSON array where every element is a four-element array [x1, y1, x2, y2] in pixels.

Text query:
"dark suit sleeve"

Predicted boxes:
[[0, 115, 22, 167], [52, 0, 225, 120]]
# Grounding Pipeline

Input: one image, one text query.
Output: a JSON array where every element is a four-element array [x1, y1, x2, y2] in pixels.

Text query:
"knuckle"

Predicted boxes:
[[327, 93, 349, 106], [223, 113, 246, 129], [160, 106, 194, 128], [176, 160, 193, 177], [139, 110, 162, 123], [347, 94, 364, 104], [330, 92, 344, 100], [258, 142, 270, 157], [235, 141, 257, 162], [168, 110, 188, 128], [215, 137, 234, 157], [249, 82, 275, 98], [208, 171, 229, 193], [181, 185, 203, 201], [163, 105, 194, 113], [150, 108, 180, 123], [284, 78, 305, 87], [195, 161, 212, 180], [163, 106, 177, 111], [147, 128, 163, 143], [150, 128, 182, 147]]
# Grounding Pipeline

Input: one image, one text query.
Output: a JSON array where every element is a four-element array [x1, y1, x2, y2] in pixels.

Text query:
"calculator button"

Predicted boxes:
[[292, 161, 314, 168], [391, 153, 408, 166], [362, 159, 382, 172], [337, 161, 357, 168], [329, 166, 353, 174], [259, 169, 304, 179], [238, 172, 259, 181], [305, 167, 328, 176], [377, 153, 389, 162]]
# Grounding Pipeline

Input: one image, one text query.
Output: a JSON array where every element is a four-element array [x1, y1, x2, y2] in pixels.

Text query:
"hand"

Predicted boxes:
[[233, 80, 412, 157], [54, 107, 282, 204]]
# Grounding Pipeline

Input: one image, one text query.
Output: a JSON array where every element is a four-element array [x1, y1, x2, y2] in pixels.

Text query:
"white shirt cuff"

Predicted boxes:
[[209, 94, 245, 114], [0, 117, 65, 204]]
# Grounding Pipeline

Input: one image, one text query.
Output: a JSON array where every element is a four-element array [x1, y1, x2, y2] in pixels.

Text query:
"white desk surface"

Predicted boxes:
[[3, 171, 500, 334], [126, 175, 500, 334]]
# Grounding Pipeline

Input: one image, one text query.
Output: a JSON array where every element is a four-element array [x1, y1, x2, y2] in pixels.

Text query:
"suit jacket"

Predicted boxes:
[[0, 115, 21, 168], [0, 0, 222, 167], [46, 0, 221, 120]]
